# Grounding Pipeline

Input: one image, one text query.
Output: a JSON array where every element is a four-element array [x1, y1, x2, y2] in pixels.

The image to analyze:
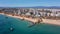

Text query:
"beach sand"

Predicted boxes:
[[0, 13, 60, 26], [0, 13, 38, 23], [42, 19, 60, 25]]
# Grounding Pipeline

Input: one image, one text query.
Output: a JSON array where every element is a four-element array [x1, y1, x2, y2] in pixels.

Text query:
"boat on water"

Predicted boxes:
[[9, 27, 14, 31]]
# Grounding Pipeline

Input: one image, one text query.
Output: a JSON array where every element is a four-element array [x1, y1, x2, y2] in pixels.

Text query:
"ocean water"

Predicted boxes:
[[0, 14, 60, 34]]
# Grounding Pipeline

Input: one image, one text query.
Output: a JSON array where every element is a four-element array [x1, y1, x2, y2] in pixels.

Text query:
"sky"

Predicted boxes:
[[0, 0, 60, 7]]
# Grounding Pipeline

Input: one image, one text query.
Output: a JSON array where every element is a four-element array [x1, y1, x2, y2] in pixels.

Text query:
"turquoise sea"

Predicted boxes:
[[0, 14, 60, 34]]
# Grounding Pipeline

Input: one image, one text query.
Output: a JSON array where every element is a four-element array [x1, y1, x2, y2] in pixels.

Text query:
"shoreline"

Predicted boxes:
[[0, 13, 60, 26], [0, 13, 40, 24]]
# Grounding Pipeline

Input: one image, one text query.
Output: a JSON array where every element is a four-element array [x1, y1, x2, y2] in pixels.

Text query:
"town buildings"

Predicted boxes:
[[0, 8, 60, 19]]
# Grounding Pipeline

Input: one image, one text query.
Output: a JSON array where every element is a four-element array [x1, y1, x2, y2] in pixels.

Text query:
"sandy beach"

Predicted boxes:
[[0, 13, 60, 26], [42, 19, 60, 25], [0, 13, 38, 23]]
